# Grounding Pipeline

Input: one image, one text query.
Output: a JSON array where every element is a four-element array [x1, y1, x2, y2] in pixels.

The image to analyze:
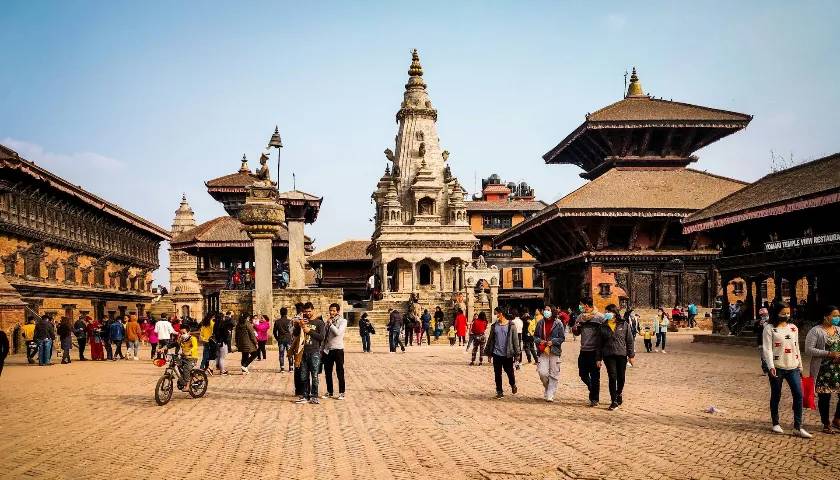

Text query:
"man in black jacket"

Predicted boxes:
[[273, 307, 293, 372], [73, 315, 88, 361], [572, 297, 604, 407], [294, 302, 326, 404], [212, 313, 234, 375]]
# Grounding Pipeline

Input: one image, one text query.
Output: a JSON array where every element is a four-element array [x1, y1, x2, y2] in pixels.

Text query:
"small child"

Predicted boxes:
[[643, 326, 653, 353], [177, 326, 198, 388], [448, 325, 456, 346]]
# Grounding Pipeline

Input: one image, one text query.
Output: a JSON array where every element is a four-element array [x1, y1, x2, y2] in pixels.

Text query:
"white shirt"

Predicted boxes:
[[512, 317, 523, 335], [368, 275, 376, 288], [154, 320, 175, 342], [323, 315, 347, 352]]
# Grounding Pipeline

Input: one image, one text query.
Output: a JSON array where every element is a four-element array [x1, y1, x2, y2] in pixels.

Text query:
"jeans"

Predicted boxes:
[[360, 334, 371, 352], [323, 349, 345, 395], [200, 343, 212, 370], [818, 393, 840, 426], [603, 355, 627, 403], [578, 350, 601, 402], [77, 337, 87, 360], [522, 337, 538, 363], [769, 368, 803, 429], [240, 351, 259, 368], [424, 327, 431, 345], [113, 340, 124, 359], [389, 329, 404, 352], [103, 339, 113, 360], [404, 327, 412, 346], [537, 353, 561, 400], [216, 343, 228, 372], [415, 330, 422, 345], [257, 340, 267, 360], [299, 352, 321, 399], [150, 342, 157, 359], [37, 339, 52, 365], [127, 340, 139, 359], [492, 354, 516, 394], [657, 332, 667, 350], [61, 343, 71, 363], [278, 340, 292, 367]]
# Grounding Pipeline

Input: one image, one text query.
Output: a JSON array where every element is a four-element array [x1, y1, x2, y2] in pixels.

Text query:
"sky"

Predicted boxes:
[[2, 1, 839, 285]]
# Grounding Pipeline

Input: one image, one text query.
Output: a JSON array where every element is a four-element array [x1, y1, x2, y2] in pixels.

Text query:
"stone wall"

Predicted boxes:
[[219, 288, 344, 318]]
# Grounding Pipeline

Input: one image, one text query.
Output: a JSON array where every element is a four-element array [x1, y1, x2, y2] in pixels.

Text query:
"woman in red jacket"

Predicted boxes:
[[454, 308, 468, 346]]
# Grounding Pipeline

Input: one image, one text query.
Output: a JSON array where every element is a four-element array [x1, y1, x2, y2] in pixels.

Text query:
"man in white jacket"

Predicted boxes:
[[322, 303, 347, 400]]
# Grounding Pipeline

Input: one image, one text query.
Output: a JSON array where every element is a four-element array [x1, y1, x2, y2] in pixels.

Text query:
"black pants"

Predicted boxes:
[[62, 344, 71, 363], [26, 341, 37, 363], [522, 337, 538, 363], [241, 351, 259, 368], [257, 340, 267, 360], [104, 340, 113, 360], [603, 355, 627, 403], [77, 337, 87, 359], [150, 342, 157, 359], [113, 341, 123, 359], [404, 328, 413, 346], [578, 350, 601, 402], [0, 355, 5, 375], [294, 361, 304, 395], [424, 328, 431, 345], [644, 339, 652, 352], [492, 354, 516, 394], [458, 335, 466, 346], [818, 392, 840, 426], [323, 349, 345, 395]]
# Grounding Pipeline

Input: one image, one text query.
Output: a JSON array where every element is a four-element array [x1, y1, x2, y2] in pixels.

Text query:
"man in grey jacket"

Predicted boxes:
[[573, 297, 604, 407], [294, 302, 326, 404], [483, 307, 521, 399], [322, 303, 347, 400]]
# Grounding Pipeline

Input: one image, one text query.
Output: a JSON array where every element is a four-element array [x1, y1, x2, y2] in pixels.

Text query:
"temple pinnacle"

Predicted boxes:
[[626, 67, 644, 97], [239, 154, 250, 173], [408, 49, 423, 77]]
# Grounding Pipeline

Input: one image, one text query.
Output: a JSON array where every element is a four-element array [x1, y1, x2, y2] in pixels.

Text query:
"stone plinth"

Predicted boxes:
[[220, 288, 343, 319], [238, 184, 285, 317]]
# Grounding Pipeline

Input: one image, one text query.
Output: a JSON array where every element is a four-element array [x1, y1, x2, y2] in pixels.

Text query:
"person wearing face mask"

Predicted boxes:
[[762, 301, 811, 438], [483, 307, 520, 399], [804, 305, 840, 434], [572, 297, 604, 407], [533, 304, 565, 402], [600, 304, 635, 410]]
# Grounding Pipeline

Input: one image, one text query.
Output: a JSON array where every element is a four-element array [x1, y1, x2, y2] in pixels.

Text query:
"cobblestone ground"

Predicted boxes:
[[1, 334, 838, 480]]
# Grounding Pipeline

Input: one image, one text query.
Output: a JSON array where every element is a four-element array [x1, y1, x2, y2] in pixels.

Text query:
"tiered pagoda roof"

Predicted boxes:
[[544, 68, 753, 179], [308, 240, 372, 263]]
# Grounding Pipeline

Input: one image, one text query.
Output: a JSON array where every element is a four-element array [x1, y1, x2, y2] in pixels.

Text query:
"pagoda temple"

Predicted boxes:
[[169, 154, 313, 314], [495, 69, 752, 312], [369, 50, 478, 302]]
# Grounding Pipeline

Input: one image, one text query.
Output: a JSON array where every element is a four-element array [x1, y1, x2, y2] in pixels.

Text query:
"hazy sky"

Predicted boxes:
[[2, 1, 838, 284]]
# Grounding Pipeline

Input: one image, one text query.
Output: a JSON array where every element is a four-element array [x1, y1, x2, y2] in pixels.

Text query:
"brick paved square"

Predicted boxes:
[[0, 334, 837, 480]]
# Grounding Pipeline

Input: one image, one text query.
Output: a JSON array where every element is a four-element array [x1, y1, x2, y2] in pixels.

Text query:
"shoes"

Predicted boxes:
[[653, 349, 659, 353], [322, 393, 333, 399], [295, 397, 308, 404], [545, 397, 555, 402], [280, 367, 285, 372], [608, 402, 619, 411], [310, 398, 320, 405], [337, 393, 345, 400], [495, 392, 504, 399], [221, 370, 229, 376], [793, 428, 812, 439], [771, 425, 784, 434], [469, 361, 475, 366], [661, 350, 667, 354], [478, 362, 483, 366], [134, 357, 139, 361], [241, 366, 249, 374], [589, 400, 599, 407], [617, 394, 623, 406]]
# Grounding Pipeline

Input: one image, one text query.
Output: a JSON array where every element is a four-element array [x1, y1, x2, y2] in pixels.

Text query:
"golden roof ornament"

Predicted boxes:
[[238, 154, 250, 173], [626, 67, 645, 97], [408, 49, 423, 77]]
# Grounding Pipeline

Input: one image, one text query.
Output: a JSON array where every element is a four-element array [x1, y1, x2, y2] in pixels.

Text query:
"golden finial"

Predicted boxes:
[[626, 67, 644, 97], [239, 154, 250, 173], [408, 49, 423, 77]]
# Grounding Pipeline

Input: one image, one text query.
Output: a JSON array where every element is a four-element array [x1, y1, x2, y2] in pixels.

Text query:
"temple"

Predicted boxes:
[[0, 143, 169, 330], [495, 69, 751, 312]]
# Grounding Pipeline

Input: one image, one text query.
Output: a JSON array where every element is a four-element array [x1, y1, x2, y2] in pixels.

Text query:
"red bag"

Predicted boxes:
[[802, 376, 816, 410]]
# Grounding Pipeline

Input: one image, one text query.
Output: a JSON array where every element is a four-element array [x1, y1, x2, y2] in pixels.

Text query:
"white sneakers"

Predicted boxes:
[[240, 366, 249, 374], [771, 425, 812, 439]]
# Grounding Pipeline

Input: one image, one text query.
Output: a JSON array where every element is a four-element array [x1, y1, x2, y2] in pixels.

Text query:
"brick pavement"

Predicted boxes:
[[0, 334, 838, 480]]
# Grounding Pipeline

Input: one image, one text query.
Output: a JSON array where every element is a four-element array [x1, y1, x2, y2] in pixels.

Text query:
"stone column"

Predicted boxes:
[[287, 219, 305, 289], [252, 236, 274, 316], [381, 262, 389, 293], [465, 277, 475, 324], [238, 184, 284, 318], [411, 262, 417, 293], [439, 262, 446, 293], [489, 284, 499, 315]]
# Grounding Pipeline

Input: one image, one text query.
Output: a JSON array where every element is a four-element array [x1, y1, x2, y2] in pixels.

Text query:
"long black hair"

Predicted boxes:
[[823, 305, 839, 322], [769, 300, 790, 327]]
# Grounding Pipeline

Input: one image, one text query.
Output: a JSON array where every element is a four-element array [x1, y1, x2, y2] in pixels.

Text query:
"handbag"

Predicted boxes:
[[802, 375, 816, 410]]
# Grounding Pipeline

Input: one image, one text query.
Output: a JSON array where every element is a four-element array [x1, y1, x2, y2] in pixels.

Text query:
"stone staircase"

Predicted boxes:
[[362, 294, 460, 326]]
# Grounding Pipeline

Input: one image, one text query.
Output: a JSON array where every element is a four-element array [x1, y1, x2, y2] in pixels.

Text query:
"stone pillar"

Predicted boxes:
[[465, 277, 475, 324], [287, 219, 305, 289], [381, 262, 389, 294], [411, 262, 417, 293], [439, 262, 446, 292], [252, 237, 274, 316], [489, 284, 499, 315]]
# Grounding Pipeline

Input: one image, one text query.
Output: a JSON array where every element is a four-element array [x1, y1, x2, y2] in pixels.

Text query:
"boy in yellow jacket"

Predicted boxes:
[[177, 326, 198, 388]]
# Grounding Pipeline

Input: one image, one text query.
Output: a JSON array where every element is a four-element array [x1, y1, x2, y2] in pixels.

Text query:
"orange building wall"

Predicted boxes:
[[589, 264, 628, 312]]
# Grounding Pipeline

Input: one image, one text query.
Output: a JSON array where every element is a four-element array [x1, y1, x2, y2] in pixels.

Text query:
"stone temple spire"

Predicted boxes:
[[626, 67, 645, 98], [397, 49, 436, 122], [171, 194, 197, 234]]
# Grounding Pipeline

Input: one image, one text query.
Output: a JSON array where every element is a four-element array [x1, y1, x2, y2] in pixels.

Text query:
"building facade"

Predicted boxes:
[[370, 50, 477, 302], [0, 144, 169, 330], [168, 195, 203, 320], [466, 175, 547, 309], [307, 240, 372, 301], [495, 70, 751, 312]]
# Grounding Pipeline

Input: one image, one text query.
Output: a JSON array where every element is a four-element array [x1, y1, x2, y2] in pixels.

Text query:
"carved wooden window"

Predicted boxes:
[[63, 260, 77, 284], [732, 281, 745, 295], [512, 268, 524, 289], [129, 274, 137, 291], [483, 215, 512, 229], [2, 254, 16, 275], [46, 261, 59, 282], [598, 282, 611, 297], [533, 269, 544, 289], [80, 267, 91, 285], [94, 263, 106, 287], [631, 272, 654, 308]]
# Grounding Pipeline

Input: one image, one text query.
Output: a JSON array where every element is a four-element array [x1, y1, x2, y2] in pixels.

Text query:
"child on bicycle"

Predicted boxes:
[[177, 326, 198, 388]]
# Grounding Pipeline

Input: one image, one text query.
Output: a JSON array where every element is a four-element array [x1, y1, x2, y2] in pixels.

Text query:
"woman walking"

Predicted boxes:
[[804, 305, 840, 433], [235, 314, 259, 374], [600, 304, 635, 411], [255, 315, 270, 360], [654, 307, 670, 353], [58, 317, 73, 364], [199, 314, 216, 374], [358, 313, 374, 353], [87, 318, 105, 361], [146, 319, 158, 359], [762, 301, 811, 438], [454, 308, 467, 347], [421, 309, 432, 345], [469, 311, 488, 366]]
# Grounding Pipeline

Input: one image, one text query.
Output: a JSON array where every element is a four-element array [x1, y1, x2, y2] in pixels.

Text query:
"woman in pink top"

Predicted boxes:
[[145, 320, 159, 360], [255, 315, 271, 360]]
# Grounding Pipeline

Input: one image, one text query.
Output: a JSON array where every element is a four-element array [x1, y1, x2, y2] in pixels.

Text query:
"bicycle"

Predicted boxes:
[[153, 346, 208, 406]]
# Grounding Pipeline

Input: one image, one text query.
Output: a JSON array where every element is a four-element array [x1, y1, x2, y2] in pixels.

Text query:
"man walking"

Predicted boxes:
[[322, 303, 347, 400], [521, 308, 537, 364], [34, 314, 55, 366], [295, 302, 326, 404], [273, 307, 293, 372], [22, 317, 37, 364], [387, 308, 404, 353], [73, 315, 88, 361], [573, 297, 604, 407], [483, 307, 520, 399], [534, 304, 566, 402], [110, 316, 126, 360]]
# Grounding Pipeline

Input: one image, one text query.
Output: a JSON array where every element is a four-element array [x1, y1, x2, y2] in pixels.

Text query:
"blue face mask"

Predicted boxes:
[[604, 313, 614, 321], [832, 316, 840, 327], [543, 310, 552, 319]]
